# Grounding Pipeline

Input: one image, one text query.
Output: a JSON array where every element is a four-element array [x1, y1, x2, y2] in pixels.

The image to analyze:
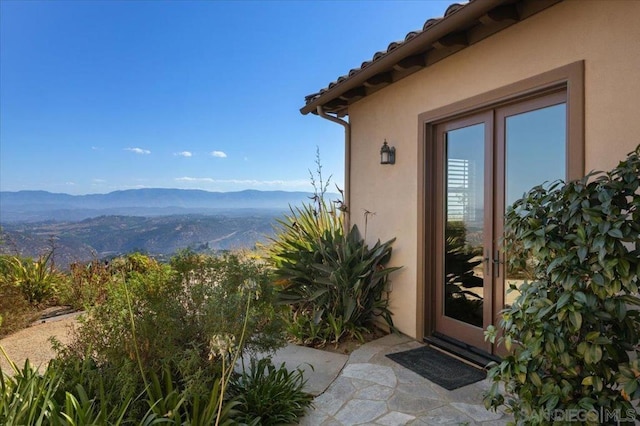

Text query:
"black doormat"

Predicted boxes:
[[386, 346, 486, 390]]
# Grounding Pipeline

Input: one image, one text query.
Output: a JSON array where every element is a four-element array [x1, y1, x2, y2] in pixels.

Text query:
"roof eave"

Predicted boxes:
[[300, 0, 508, 116]]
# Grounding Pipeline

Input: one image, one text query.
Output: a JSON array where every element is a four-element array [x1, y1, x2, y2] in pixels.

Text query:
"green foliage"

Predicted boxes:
[[108, 252, 161, 277], [1, 250, 309, 425], [268, 195, 399, 346], [58, 260, 112, 309], [0, 252, 59, 337], [230, 358, 313, 425], [0, 357, 130, 426], [55, 251, 286, 421], [169, 250, 286, 358], [444, 221, 484, 327], [142, 366, 236, 425], [0, 251, 63, 306], [0, 269, 37, 338], [0, 351, 237, 425], [484, 146, 640, 424]]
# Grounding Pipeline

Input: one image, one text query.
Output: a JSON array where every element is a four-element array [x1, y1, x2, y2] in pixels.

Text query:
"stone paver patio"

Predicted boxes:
[[299, 333, 512, 425]]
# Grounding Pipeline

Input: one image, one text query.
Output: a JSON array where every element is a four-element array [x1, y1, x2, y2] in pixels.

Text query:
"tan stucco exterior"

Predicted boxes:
[[346, 0, 640, 339]]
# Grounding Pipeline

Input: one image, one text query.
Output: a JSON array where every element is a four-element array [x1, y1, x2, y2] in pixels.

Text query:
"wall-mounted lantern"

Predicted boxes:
[[380, 139, 396, 165]]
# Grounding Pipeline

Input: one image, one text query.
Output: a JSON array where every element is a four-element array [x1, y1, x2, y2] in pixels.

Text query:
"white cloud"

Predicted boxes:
[[125, 147, 151, 155], [91, 146, 102, 151], [210, 151, 227, 158], [175, 151, 193, 157], [65, 181, 76, 186], [92, 178, 107, 183], [174, 177, 309, 187], [175, 177, 215, 183]]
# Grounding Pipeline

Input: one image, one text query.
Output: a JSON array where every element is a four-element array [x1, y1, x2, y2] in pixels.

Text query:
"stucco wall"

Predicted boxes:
[[346, 0, 640, 338]]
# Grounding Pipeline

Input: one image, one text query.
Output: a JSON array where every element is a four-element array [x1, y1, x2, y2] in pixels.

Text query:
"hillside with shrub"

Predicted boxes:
[[0, 213, 278, 269]]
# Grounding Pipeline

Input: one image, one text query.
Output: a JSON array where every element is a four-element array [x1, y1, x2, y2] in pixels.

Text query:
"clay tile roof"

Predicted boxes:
[[301, 0, 563, 116], [302, 1, 469, 112]]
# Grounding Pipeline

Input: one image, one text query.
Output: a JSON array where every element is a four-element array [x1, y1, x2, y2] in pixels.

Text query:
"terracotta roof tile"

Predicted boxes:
[[302, 0, 564, 115], [303, 2, 469, 107]]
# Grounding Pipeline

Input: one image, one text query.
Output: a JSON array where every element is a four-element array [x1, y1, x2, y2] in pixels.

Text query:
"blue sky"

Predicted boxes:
[[1, 0, 454, 195]]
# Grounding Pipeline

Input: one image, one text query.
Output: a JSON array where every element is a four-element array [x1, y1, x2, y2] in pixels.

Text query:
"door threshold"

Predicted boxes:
[[424, 333, 500, 368]]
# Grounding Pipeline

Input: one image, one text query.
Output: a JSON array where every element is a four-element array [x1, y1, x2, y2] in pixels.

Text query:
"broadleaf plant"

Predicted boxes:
[[268, 197, 399, 345], [267, 168, 399, 346], [484, 145, 640, 424]]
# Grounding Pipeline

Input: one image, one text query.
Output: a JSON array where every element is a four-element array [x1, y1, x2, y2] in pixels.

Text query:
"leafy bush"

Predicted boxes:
[[169, 250, 286, 358], [0, 251, 63, 306], [0, 354, 235, 425], [0, 252, 59, 337], [268, 196, 399, 346], [55, 251, 286, 421], [0, 357, 131, 426], [109, 251, 161, 277], [59, 252, 163, 310], [230, 358, 313, 425], [484, 146, 640, 423], [0, 275, 37, 338], [58, 259, 112, 309], [142, 365, 237, 425]]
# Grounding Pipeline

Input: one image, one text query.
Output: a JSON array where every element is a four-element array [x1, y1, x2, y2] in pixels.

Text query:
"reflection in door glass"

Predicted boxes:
[[504, 103, 566, 306], [445, 124, 484, 327]]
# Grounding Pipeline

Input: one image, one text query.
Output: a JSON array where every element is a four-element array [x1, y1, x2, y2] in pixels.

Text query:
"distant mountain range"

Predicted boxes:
[[1, 214, 279, 267], [0, 188, 330, 222], [0, 188, 337, 267]]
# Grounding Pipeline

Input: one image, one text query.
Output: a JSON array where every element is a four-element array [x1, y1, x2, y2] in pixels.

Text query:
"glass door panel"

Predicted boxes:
[[444, 123, 486, 327], [430, 91, 568, 355], [503, 102, 566, 306]]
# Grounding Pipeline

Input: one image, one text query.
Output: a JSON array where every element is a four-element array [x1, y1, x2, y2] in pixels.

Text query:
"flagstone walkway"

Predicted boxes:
[[298, 333, 512, 425]]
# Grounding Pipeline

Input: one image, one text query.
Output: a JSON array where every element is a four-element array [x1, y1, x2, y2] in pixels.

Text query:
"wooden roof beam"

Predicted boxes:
[[363, 71, 394, 88], [338, 86, 367, 101], [393, 53, 426, 71], [432, 32, 468, 49], [479, 4, 520, 25]]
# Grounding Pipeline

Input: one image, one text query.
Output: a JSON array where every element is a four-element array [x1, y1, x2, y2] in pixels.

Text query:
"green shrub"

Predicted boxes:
[[142, 365, 237, 425], [0, 353, 235, 425], [108, 251, 161, 277], [484, 145, 640, 424], [56, 252, 286, 421], [0, 252, 58, 337], [0, 277, 37, 338], [268, 196, 399, 346], [0, 251, 63, 306], [230, 358, 313, 425], [169, 250, 286, 358], [58, 259, 112, 310], [0, 356, 131, 426]]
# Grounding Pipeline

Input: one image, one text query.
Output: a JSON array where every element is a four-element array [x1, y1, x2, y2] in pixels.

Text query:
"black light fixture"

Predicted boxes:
[[380, 139, 396, 165]]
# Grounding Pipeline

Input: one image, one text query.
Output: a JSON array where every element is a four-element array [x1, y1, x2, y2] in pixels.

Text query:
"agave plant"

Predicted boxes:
[[0, 251, 62, 306], [268, 194, 399, 344]]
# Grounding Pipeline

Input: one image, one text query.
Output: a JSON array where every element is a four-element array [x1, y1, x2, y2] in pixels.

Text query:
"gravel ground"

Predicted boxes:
[[0, 313, 81, 374]]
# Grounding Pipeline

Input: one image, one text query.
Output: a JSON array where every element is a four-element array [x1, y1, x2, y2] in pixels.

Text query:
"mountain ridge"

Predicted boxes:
[[0, 188, 334, 222], [0, 213, 280, 268]]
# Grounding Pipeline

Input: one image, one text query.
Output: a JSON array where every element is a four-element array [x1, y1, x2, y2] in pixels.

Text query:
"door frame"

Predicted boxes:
[[416, 61, 584, 345], [433, 111, 494, 352]]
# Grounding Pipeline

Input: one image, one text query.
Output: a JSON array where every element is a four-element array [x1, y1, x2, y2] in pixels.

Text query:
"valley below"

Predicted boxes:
[[0, 213, 280, 268], [0, 188, 324, 267]]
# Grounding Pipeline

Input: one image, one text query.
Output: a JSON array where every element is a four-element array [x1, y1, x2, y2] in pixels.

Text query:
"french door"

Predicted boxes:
[[433, 91, 567, 355]]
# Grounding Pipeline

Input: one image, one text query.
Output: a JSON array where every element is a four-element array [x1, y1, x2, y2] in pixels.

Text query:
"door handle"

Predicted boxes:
[[493, 250, 501, 277]]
